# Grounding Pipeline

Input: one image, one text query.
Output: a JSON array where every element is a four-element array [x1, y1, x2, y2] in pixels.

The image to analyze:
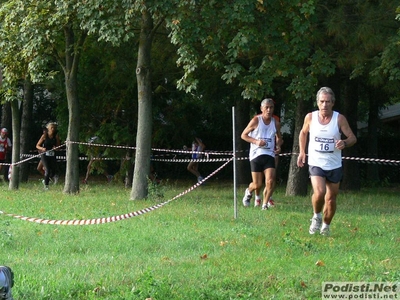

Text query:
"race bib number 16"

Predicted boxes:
[[314, 137, 334, 153]]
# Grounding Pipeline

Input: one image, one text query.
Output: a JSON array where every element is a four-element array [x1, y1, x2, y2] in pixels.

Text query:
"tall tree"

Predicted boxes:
[[2, 0, 182, 198], [340, 79, 360, 190], [285, 97, 311, 196], [0, 0, 88, 193], [19, 78, 34, 183], [80, 0, 186, 199], [9, 99, 20, 188], [130, 9, 155, 199]]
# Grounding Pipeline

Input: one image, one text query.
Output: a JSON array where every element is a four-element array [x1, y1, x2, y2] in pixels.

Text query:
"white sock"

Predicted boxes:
[[321, 223, 330, 230], [314, 213, 322, 219], [255, 195, 261, 200]]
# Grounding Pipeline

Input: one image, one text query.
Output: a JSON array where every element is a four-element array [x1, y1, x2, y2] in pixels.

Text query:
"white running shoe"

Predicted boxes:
[[320, 227, 330, 236], [242, 188, 252, 207], [267, 198, 275, 208], [261, 203, 269, 210], [254, 199, 261, 207], [309, 217, 322, 234]]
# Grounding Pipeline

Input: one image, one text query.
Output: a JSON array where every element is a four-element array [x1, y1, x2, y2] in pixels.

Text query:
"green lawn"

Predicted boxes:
[[0, 180, 399, 299]]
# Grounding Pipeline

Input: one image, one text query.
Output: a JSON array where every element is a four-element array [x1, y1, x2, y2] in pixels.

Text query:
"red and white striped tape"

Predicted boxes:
[[6, 139, 400, 166], [0, 158, 232, 225]]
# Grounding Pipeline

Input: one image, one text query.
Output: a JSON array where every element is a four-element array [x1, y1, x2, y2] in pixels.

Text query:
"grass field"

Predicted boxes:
[[0, 178, 399, 299]]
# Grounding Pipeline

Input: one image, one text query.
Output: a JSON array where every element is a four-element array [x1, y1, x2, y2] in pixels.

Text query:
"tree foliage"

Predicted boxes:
[[1, 0, 400, 195], [168, 0, 335, 101]]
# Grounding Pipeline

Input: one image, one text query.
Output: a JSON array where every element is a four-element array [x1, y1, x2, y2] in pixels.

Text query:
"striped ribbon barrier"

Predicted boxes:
[[0, 144, 67, 166], [0, 158, 233, 225], [152, 157, 232, 163], [2, 138, 399, 225], [9, 139, 400, 166], [67, 140, 231, 157], [342, 156, 400, 165]]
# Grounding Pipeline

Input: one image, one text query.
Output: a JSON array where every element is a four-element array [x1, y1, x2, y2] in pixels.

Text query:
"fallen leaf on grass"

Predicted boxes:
[[301, 281, 307, 288], [220, 241, 228, 246], [200, 254, 208, 260], [93, 286, 104, 293], [315, 260, 325, 266]]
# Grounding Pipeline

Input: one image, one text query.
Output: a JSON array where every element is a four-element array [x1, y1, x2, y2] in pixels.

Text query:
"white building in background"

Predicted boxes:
[[380, 103, 400, 124], [358, 102, 400, 132]]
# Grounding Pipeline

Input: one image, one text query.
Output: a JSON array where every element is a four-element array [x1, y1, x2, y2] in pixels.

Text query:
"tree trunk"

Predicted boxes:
[[341, 80, 360, 190], [63, 74, 80, 194], [130, 9, 153, 200], [62, 24, 85, 194], [285, 97, 309, 196], [1, 102, 12, 130], [9, 100, 21, 189], [235, 98, 251, 185], [19, 79, 34, 183]]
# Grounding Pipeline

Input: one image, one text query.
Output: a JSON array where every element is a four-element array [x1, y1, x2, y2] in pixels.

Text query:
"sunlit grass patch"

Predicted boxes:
[[0, 181, 399, 299]]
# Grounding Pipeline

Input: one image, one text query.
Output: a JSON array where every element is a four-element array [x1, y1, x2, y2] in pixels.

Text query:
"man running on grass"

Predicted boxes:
[[241, 98, 283, 210], [297, 87, 357, 236]]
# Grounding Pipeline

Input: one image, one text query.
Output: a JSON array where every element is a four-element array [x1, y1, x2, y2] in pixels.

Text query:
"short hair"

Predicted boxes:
[[316, 87, 335, 103], [261, 98, 275, 107]]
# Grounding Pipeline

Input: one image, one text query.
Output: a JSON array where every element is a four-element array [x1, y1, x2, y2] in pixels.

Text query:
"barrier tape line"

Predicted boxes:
[[20, 154, 115, 162], [67, 140, 229, 156], [0, 144, 66, 166], [4, 139, 400, 166], [0, 158, 233, 225], [152, 158, 232, 163], [17, 150, 400, 165], [341, 156, 400, 165]]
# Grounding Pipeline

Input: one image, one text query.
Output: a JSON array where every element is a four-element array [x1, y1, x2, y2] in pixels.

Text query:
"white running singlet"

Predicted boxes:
[[249, 115, 276, 161], [308, 111, 342, 170]]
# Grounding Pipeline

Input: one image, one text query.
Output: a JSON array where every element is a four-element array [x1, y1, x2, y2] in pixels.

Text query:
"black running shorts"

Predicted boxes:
[[250, 155, 275, 173]]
